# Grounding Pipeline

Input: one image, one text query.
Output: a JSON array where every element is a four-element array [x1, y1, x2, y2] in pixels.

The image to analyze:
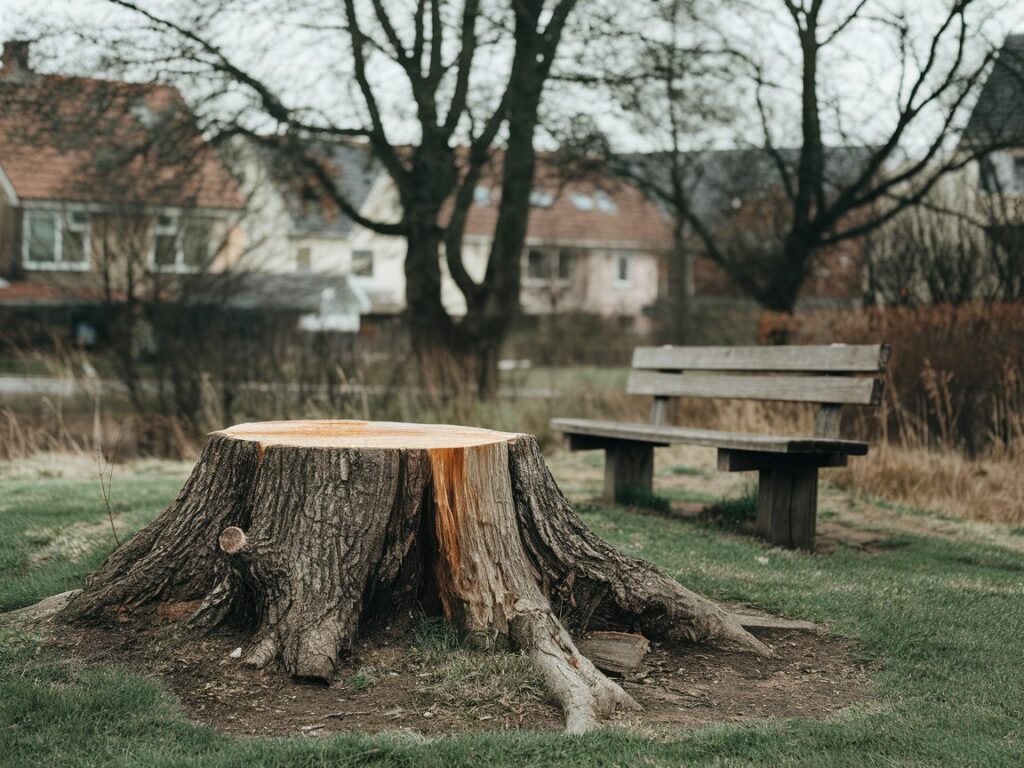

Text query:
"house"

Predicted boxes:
[[450, 158, 672, 328], [0, 40, 246, 320], [962, 34, 1024, 194], [234, 137, 407, 316], [629, 147, 875, 310], [960, 32, 1024, 260], [241, 144, 672, 328]]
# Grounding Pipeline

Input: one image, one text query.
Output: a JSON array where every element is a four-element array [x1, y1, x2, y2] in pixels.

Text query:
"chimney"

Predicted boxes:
[[1, 41, 32, 81]]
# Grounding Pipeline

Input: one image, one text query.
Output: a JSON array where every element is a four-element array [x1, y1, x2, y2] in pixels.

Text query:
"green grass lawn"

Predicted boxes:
[[1, 462, 1023, 767]]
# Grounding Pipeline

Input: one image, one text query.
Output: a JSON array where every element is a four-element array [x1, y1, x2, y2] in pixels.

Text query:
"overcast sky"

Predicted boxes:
[[2, 0, 1022, 155]]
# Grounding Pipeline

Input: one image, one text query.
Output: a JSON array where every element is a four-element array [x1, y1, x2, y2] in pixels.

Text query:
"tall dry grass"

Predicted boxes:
[[833, 444, 1024, 524], [764, 303, 1024, 456], [758, 303, 1024, 524], [5, 304, 1023, 525]]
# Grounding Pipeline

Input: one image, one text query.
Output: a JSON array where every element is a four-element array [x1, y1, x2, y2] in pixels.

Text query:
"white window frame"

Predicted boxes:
[[473, 185, 492, 206], [22, 208, 92, 272], [570, 192, 594, 211], [150, 211, 210, 274], [613, 252, 633, 288], [529, 189, 554, 208]]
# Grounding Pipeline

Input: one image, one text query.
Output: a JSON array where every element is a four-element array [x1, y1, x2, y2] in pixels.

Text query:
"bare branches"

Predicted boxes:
[[341, 0, 408, 185]]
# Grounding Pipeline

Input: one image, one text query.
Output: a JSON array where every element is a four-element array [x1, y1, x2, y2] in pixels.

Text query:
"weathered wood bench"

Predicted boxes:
[[551, 344, 889, 550]]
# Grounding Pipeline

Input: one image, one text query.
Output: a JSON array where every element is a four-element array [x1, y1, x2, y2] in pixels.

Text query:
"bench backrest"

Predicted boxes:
[[628, 344, 889, 437]]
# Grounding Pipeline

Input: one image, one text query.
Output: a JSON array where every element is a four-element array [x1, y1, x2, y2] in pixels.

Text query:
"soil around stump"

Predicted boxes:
[[45, 620, 871, 738]]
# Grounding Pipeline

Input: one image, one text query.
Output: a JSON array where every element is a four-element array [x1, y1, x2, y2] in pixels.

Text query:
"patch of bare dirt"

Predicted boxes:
[[45, 621, 870, 737]]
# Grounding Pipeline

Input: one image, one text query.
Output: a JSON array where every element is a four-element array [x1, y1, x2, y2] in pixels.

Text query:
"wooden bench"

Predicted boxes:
[[551, 344, 889, 550]]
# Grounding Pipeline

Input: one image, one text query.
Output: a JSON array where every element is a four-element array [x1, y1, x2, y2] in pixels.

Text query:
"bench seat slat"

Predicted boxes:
[[627, 370, 882, 405], [632, 344, 889, 373], [550, 418, 869, 455]]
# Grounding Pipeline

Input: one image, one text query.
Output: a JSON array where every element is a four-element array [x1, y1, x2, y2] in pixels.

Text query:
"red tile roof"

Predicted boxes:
[[0, 280, 106, 305], [0, 74, 243, 210], [459, 156, 673, 250]]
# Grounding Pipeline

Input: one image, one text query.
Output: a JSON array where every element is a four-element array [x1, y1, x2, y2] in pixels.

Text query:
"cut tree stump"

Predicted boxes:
[[58, 420, 770, 733]]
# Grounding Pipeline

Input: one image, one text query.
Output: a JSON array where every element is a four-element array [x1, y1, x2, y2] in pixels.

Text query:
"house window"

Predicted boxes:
[[473, 186, 492, 206], [352, 249, 373, 277], [26, 211, 57, 265], [525, 247, 574, 282], [23, 209, 90, 270], [1014, 158, 1024, 191], [526, 248, 547, 280], [153, 213, 210, 272], [594, 192, 617, 213], [979, 156, 997, 192], [182, 219, 211, 267], [529, 189, 554, 208], [570, 192, 594, 211], [614, 252, 632, 287], [556, 249, 574, 281], [296, 247, 311, 271], [154, 214, 178, 268]]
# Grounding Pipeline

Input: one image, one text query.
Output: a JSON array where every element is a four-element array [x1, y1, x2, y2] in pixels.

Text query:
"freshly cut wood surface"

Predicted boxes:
[[219, 420, 519, 449], [632, 344, 890, 373]]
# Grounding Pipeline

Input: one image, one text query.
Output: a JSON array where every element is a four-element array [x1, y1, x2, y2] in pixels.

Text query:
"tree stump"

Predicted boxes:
[[60, 420, 769, 733]]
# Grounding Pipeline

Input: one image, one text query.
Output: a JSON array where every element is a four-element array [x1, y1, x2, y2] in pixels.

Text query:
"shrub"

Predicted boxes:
[[765, 303, 1024, 457]]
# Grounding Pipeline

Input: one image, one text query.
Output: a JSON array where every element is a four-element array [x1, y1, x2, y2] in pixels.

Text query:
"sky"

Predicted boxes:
[[1, 0, 1022, 156]]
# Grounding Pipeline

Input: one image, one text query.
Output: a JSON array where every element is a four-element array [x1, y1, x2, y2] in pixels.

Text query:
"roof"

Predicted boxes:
[[627, 146, 876, 228], [262, 139, 381, 237], [0, 71, 244, 210], [962, 34, 1024, 147], [460, 155, 674, 250], [0, 280, 106, 306]]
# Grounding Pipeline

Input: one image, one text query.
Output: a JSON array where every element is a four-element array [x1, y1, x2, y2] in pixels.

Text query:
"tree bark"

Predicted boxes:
[[60, 420, 768, 732]]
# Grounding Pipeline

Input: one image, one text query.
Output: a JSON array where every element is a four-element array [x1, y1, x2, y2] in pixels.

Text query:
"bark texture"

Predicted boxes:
[[60, 420, 767, 732]]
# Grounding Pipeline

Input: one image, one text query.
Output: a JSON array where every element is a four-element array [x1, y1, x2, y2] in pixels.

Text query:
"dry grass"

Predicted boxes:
[[772, 302, 1024, 456], [833, 444, 1024, 525], [4, 332, 1023, 526]]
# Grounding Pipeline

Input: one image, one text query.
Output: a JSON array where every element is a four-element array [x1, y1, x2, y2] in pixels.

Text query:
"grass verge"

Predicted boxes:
[[1, 460, 1023, 766]]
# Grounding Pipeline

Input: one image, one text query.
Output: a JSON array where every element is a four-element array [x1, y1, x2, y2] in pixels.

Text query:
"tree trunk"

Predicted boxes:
[[60, 420, 768, 733], [664, 218, 695, 344]]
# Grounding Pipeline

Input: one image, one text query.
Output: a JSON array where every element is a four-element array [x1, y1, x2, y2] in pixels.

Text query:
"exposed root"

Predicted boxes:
[[513, 611, 639, 735], [430, 441, 639, 732], [2, 590, 81, 624], [508, 435, 772, 657], [60, 434, 262, 623]]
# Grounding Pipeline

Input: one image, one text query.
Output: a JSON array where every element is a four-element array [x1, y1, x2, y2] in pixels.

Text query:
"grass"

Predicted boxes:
[[2, 460, 1024, 766], [0, 468, 188, 612], [702, 485, 758, 529], [410, 617, 547, 715]]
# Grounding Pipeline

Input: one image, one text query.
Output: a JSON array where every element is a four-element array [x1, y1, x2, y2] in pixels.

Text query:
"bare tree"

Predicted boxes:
[[58, 0, 581, 398], [582, 0, 1019, 322]]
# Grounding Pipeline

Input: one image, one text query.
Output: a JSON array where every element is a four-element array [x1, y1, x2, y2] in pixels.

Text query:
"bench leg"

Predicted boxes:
[[604, 442, 654, 503], [756, 458, 818, 550]]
